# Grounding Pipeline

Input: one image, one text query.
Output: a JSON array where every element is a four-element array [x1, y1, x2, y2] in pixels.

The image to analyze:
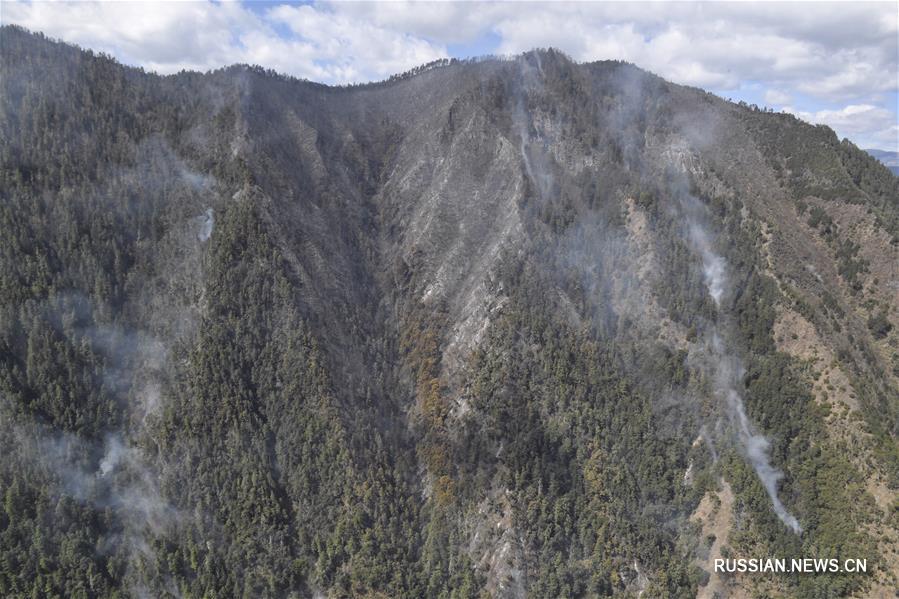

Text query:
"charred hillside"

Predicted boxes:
[[1, 25, 898, 598]]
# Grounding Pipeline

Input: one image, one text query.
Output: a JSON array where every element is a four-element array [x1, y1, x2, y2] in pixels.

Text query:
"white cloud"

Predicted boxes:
[[4, 1, 894, 94], [764, 89, 792, 106], [470, 2, 896, 100], [1, 1, 251, 72], [267, 4, 445, 81], [785, 104, 899, 150], [327, 1, 503, 45], [0, 0, 446, 82], [326, 2, 897, 98], [2, 1, 895, 149]]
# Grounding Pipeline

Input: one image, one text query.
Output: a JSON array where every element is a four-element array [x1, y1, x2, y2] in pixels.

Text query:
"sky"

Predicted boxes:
[[2, 1, 897, 151]]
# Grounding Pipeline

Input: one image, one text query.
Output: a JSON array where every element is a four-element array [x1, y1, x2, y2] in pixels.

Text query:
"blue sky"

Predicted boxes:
[[3, 1, 897, 150]]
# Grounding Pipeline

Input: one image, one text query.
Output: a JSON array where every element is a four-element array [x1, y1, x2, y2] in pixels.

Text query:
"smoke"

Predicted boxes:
[[695, 332, 802, 533], [687, 221, 726, 306], [683, 197, 802, 534], [728, 395, 802, 533], [99, 434, 126, 476], [1, 398, 184, 593], [197, 207, 214, 242], [97, 433, 181, 537], [515, 55, 552, 204], [650, 127, 801, 532], [508, 54, 802, 534], [4, 412, 180, 534], [698, 424, 719, 462], [2, 291, 189, 591]]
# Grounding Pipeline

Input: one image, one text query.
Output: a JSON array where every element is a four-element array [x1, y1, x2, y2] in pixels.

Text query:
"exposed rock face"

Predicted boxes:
[[1, 26, 897, 598]]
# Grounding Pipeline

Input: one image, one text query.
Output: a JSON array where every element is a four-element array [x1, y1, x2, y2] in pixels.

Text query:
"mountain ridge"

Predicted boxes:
[[1, 25, 898, 598], [866, 148, 899, 176]]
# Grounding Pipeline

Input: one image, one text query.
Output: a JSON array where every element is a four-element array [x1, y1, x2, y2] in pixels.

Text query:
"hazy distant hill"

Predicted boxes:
[[1, 25, 897, 598], [866, 148, 899, 176]]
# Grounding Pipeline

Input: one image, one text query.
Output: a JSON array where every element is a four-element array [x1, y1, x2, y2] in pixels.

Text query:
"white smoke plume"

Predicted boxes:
[[197, 208, 214, 242], [686, 208, 802, 534], [1, 292, 187, 591], [658, 142, 800, 531], [698, 424, 719, 463], [688, 221, 726, 306], [514, 53, 556, 204], [708, 334, 802, 533], [97, 433, 181, 538], [2, 413, 184, 593]]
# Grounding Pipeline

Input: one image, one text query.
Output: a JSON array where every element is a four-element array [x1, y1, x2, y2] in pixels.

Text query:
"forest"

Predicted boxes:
[[1, 25, 898, 598]]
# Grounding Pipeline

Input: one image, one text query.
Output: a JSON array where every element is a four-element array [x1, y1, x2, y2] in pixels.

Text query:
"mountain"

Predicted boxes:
[[866, 149, 899, 176], [1, 25, 898, 598]]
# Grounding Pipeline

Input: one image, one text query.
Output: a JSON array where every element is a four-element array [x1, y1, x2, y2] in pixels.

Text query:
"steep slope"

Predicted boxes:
[[866, 149, 899, 176], [1, 26, 897, 598]]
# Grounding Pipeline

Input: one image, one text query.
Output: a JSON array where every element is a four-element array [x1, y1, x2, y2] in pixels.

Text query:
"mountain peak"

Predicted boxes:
[[1, 23, 898, 599]]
